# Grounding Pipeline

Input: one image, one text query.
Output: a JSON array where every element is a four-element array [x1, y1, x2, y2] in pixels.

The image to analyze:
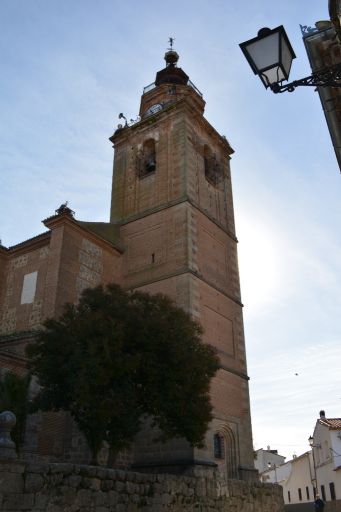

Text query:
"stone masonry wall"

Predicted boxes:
[[0, 460, 284, 512]]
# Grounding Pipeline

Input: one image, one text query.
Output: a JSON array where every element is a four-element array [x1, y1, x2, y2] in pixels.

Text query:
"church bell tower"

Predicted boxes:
[[109, 46, 255, 478]]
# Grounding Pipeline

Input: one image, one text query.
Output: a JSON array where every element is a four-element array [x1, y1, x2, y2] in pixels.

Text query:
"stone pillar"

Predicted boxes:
[[0, 410, 17, 460]]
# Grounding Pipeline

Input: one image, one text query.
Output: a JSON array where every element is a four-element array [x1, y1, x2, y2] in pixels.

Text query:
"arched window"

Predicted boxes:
[[137, 139, 156, 178], [214, 433, 225, 459], [215, 426, 239, 479]]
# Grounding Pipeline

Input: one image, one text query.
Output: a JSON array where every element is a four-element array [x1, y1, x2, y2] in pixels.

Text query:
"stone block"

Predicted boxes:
[[3, 492, 34, 510], [96, 467, 108, 479], [46, 505, 63, 512], [152, 482, 162, 494], [50, 473, 63, 486], [115, 480, 125, 492], [106, 468, 116, 479], [79, 464, 96, 477], [34, 493, 49, 509], [81, 476, 91, 488], [126, 480, 138, 494], [49, 463, 73, 475], [131, 493, 140, 504], [118, 492, 129, 503], [150, 492, 162, 505], [0, 471, 24, 493], [72, 464, 80, 474], [108, 490, 118, 505], [68, 474, 82, 487], [26, 462, 48, 475], [0, 462, 25, 474], [134, 472, 145, 483], [24, 473, 44, 492], [195, 477, 206, 497], [102, 479, 113, 491], [89, 477, 101, 491], [116, 469, 126, 481], [59, 485, 75, 505], [76, 488, 92, 507], [161, 493, 173, 505], [95, 490, 109, 506]]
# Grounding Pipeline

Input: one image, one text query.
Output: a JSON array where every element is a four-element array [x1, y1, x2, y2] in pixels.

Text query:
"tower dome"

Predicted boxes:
[[155, 49, 189, 86]]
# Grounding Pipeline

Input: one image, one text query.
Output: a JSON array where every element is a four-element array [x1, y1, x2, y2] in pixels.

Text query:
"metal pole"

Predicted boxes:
[[312, 448, 318, 496]]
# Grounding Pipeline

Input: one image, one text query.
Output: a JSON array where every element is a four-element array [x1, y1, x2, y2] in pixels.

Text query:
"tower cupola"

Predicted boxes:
[[139, 42, 205, 118]]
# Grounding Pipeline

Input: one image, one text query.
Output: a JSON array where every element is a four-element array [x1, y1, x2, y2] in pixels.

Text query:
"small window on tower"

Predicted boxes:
[[137, 139, 156, 178], [203, 145, 223, 186], [213, 433, 225, 459], [204, 145, 212, 178]]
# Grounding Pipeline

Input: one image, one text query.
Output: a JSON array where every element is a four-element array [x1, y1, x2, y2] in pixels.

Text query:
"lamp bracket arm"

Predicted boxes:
[[270, 63, 341, 93]]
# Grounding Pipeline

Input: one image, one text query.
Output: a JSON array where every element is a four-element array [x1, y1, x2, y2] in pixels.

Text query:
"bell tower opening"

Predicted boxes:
[[137, 138, 156, 178]]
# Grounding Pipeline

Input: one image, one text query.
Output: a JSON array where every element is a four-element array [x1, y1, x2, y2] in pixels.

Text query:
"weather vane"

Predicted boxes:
[[168, 37, 175, 50]]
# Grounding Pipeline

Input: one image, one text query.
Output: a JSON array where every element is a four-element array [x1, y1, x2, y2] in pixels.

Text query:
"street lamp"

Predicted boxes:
[[240, 25, 341, 93], [267, 461, 278, 483], [308, 435, 321, 497]]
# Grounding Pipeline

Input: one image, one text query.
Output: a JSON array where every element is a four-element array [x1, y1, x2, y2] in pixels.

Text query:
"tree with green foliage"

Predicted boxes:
[[27, 284, 219, 464], [0, 371, 31, 454]]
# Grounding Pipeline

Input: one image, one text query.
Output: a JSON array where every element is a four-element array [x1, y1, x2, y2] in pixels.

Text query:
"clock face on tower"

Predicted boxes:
[[144, 103, 163, 117]]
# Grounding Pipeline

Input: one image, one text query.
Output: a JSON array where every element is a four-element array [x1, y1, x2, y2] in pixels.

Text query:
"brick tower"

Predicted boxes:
[[109, 47, 255, 478]]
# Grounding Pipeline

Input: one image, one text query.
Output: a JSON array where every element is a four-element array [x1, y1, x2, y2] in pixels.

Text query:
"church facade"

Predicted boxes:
[[0, 49, 255, 479]]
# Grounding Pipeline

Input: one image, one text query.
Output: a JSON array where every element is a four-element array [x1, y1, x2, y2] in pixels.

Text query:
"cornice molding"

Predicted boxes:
[[119, 196, 238, 243]]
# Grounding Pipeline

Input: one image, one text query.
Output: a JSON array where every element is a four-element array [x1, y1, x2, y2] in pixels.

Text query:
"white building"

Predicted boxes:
[[254, 446, 286, 474], [262, 452, 319, 509], [309, 410, 341, 507], [283, 453, 314, 507], [258, 412, 341, 510]]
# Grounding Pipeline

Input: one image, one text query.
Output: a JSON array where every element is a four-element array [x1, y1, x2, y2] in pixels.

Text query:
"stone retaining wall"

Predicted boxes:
[[0, 460, 284, 511]]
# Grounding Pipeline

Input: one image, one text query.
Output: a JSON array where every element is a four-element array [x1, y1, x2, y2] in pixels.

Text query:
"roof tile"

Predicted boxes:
[[319, 418, 341, 429]]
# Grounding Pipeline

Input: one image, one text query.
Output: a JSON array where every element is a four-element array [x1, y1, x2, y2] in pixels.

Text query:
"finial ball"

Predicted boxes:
[[164, 50, 179, 67]]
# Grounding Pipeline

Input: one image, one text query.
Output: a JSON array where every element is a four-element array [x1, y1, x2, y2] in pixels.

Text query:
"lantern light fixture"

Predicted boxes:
[[240, 25, 341, 93], [240, 26, 296, 89]]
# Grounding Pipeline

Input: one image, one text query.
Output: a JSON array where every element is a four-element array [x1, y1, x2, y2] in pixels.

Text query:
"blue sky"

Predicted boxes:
[[1, 1, 340, 461]]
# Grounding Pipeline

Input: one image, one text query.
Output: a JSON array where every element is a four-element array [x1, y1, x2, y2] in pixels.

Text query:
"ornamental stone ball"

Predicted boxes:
[[0, 410, 17, 460]]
